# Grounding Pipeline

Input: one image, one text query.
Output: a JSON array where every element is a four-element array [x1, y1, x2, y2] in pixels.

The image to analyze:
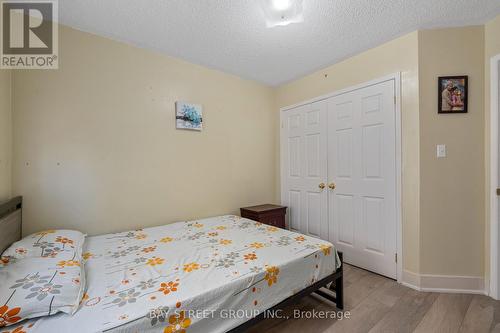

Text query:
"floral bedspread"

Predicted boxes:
[[1, 215, 340, 333]]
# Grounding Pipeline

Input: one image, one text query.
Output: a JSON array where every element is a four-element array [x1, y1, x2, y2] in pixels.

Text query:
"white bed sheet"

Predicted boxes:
[[1, 215, 340, 333]]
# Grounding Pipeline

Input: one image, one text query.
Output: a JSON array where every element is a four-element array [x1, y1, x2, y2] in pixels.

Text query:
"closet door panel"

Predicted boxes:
[[281, 101, 328, 239], [328, 80, 397, 279]]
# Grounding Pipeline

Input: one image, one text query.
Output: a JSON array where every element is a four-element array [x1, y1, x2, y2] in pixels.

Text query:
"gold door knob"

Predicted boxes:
[[329, 182, 336, 190], [318, 183, 326, 190]]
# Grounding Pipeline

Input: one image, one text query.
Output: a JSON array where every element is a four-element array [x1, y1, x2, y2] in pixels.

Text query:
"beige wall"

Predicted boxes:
[[0, 70, 12, 201], [485, 14, 500, 282], [12, 25, 277, 236], [418, 27, 485, 277], [275, 32, 421, 273]]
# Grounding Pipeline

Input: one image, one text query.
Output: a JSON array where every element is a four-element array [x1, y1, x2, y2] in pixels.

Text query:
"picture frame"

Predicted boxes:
[[175, 102, 203, 131], [438, 76, 468, 114]]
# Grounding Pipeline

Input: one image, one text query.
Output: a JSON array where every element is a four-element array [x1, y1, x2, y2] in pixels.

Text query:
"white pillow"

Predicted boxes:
[[2, 230, 85, 260], [0, 256, 85, 327]]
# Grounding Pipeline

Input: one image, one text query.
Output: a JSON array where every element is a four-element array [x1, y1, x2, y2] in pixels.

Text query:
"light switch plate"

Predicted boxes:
[[437, 144, 446, 158]]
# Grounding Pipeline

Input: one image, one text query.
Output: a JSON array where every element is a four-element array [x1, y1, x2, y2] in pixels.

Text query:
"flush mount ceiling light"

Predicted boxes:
[[259, 0, 304, 28]]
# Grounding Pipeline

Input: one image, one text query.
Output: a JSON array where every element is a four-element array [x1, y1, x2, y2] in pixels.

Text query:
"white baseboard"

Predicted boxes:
[[401, 270, 486, 295], [401, 269, 420, 288]]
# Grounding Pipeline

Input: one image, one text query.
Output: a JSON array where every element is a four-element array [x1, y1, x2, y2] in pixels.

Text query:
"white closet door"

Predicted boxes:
[[281, 101, 328, 239], [328, 80, 397, 279]]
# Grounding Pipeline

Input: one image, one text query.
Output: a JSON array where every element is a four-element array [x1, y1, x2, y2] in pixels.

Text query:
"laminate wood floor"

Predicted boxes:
[[246, 264, 500, 333]]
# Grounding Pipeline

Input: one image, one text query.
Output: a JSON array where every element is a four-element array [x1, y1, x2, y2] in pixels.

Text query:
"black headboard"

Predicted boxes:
[[0, 196, 22, 254]]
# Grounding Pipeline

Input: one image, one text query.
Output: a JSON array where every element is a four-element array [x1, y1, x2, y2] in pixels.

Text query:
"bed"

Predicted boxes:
[[0, 197, 343, 333]]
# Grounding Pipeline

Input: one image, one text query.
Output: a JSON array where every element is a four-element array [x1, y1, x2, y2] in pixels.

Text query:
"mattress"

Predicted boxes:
[[2, 215, 340, 333]]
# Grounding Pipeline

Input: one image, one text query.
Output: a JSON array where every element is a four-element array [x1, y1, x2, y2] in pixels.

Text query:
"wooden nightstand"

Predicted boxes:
[[240, 204, 287, 229]]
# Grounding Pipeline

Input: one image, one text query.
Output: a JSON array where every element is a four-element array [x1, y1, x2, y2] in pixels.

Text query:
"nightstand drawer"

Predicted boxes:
[[260, 214, 285, 228], [240, 204, 287, 229]]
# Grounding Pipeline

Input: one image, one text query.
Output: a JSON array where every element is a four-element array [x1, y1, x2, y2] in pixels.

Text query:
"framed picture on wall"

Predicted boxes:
[[176, 102, 203, 131], [438, 76, 468, 114]]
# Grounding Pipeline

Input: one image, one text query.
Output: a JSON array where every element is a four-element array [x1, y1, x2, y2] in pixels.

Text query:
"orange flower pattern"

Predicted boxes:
[[160, 237, 174, 243], [319, 244, 332, 256], [183, 263, 200, 272], [219, 239, 232, 245], [295, 236, 305, 242], [82, 252, 94, 260], [35, 230, 55, 236], [14, 248, 27, 256], [164, 310, 191, 333], [146, 257, 165, 266], [55, 236, 74, 246], [142, 246, 157, 253], [244, 253, 257, 261], [249, 242, 264, 249], [79, 292, 89, 305], [0, 305, 21, 327], [264, 266, 280, 287], [159, 281, 179, 295], [0, 256, 10, 267], [57, 260, 81, 268]]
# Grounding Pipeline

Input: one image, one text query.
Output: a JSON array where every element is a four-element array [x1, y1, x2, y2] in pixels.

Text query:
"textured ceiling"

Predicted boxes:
[[57, 0, 500, 86]]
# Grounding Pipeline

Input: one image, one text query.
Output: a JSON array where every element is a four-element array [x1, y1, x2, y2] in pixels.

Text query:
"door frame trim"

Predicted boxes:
[[280, 73, 403, 282], [490, 54, 500, 300]]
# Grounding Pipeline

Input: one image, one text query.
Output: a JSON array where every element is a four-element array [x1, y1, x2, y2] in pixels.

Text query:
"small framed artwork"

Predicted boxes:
[[175, 102, 203, 131], [438, 76, 468, 114]]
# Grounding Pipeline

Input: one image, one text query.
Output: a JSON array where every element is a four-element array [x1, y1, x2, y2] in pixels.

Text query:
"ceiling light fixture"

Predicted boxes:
[[259, 0, 304, 28], [272, 0, 291, 11]]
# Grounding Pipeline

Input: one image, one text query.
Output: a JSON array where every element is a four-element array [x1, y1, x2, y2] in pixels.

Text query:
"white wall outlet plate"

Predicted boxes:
[[437, 144, 446, 158]]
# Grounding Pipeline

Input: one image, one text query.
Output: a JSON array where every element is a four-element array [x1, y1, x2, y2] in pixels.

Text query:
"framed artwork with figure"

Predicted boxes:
[[438, 76, 468, 114]]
